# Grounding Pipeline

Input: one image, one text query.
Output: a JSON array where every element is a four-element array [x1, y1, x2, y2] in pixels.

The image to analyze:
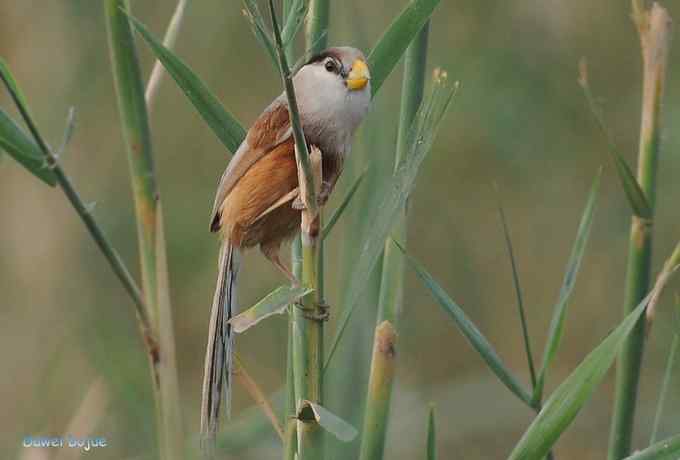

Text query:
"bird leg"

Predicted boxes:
[[261, 242, 299, 286]]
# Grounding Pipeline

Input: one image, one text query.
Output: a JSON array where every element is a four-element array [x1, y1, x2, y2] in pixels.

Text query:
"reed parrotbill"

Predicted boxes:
[[201, 46, 371, 448]]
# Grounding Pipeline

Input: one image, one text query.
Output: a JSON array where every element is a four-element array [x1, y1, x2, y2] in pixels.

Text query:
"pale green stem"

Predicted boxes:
[[358, 20, 429, 460], [268, 2, 325, 459], [609, 5, 672, 459], [105, 2, 184, 458]]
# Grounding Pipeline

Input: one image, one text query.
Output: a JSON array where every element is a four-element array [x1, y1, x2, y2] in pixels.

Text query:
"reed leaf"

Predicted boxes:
[[649, 295, 680, 444], [496, 188, 537, 389], [126, 13, 246, 154], [325, 73, 457, 371], [281, 0, 306, 47], [0, 108, 56, 185], [533, 169, 602, 403], [230, 285, 313, 333], [243, 0, 278, 66], [1, 53, 147, 326], [510, 242, 680, 460], [397, 240, 533, 407], [367, 0, 442, 97], [578, 59, 651, 219], [427, 404, 437, 460]]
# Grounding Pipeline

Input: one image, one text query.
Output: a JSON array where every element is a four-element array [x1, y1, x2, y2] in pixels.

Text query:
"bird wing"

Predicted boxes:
[[210, 96, 292, 231]]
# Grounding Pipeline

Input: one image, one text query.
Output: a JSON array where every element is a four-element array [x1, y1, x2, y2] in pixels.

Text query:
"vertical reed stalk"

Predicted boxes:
[[105, 1, 184, 458], [358, 20, 429, 460], [608, 3, 672, 459], [268, 2, 325, 459]]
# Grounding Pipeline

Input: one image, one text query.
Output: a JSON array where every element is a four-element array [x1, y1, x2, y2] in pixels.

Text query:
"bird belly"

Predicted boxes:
[[219, 141, 301, 249]]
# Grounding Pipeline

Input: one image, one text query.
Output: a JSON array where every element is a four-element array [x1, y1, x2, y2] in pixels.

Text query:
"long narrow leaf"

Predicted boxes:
[[242, 0, 278, 66], [321, 170, 366, 241], [368, 0, 442, 97], [397, 240, 533, 407], [496, 188, 537, 388], [126, 13, 246, 154], [427, 405, 437, 460], [324, 74, 457, 371], [578, 60, 651, 219], [509, 290, 656, 460], [533, 169, 602, 403], [510, 239, 680, 460], [624, 434, 680, 460], [0, 60, 57, 185], [0, 109, 56, 185], [281, 0, 306, 46]]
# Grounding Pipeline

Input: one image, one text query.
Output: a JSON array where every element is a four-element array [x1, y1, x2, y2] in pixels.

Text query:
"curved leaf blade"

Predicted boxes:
[[126, 13, 246, 154], [509, 292, 655, 460], [0, 109, 56, 185], [533, 169, 602, 403], [324, 75, 457, 371], [397, 240, 533, 407], [230, 285, 312, 333], [368, 0, 442, 97]]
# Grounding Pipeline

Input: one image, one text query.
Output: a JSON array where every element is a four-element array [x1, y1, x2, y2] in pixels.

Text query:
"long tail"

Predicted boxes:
[[201, 242, 239, 456]]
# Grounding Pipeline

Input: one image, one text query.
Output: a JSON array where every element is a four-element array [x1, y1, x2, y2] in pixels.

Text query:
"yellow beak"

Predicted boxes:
[[346, 59, 370, 91]]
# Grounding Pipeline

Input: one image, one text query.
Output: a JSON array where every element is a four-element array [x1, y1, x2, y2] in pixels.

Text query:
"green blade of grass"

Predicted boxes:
[[427, 404, 437, 460], [533, 169, 602, 404], [324, 73, 457, 372], [496, 186, 537, 390], [510, 291, 654, 460], [578, 60, 652, 219], [321, 170, 366, 241], [126, 12, 246, 154], [230, 285, 313, 333], [367, 0, 442, 97], [397, 240, 534, 407], [281, 0, 306, 47], [510, 242, 680, 460], [623, 434, 680, 460], [0, 108, 56, 185], [649, 295, 680, 444], [243, 0, 278, 66], [0, 60, 58, 185]]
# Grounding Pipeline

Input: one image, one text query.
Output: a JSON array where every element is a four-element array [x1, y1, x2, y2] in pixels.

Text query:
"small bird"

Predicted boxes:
[[200, 46, 371, 450]]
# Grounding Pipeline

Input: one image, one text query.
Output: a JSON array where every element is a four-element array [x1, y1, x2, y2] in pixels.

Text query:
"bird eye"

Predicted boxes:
[[324, 59, 337, 73]]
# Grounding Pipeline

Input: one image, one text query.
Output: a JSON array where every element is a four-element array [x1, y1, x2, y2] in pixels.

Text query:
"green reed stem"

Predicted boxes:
[[358, 20, 429, 460], [269, 2, 324, 459], [106, 2, 184, 458], [609, 4, 672, 459]]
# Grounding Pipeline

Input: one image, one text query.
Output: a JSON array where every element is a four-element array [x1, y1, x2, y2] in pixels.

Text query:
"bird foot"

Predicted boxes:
[[297, 301, 330, 322], [291, 183, 331, 210]]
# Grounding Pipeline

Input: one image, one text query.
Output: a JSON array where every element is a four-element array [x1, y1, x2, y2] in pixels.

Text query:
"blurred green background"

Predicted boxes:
[[2, 1, 679, 459]]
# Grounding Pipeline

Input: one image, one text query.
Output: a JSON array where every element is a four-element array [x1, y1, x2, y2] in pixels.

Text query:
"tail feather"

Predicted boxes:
[[201, 242, 239, 456]]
